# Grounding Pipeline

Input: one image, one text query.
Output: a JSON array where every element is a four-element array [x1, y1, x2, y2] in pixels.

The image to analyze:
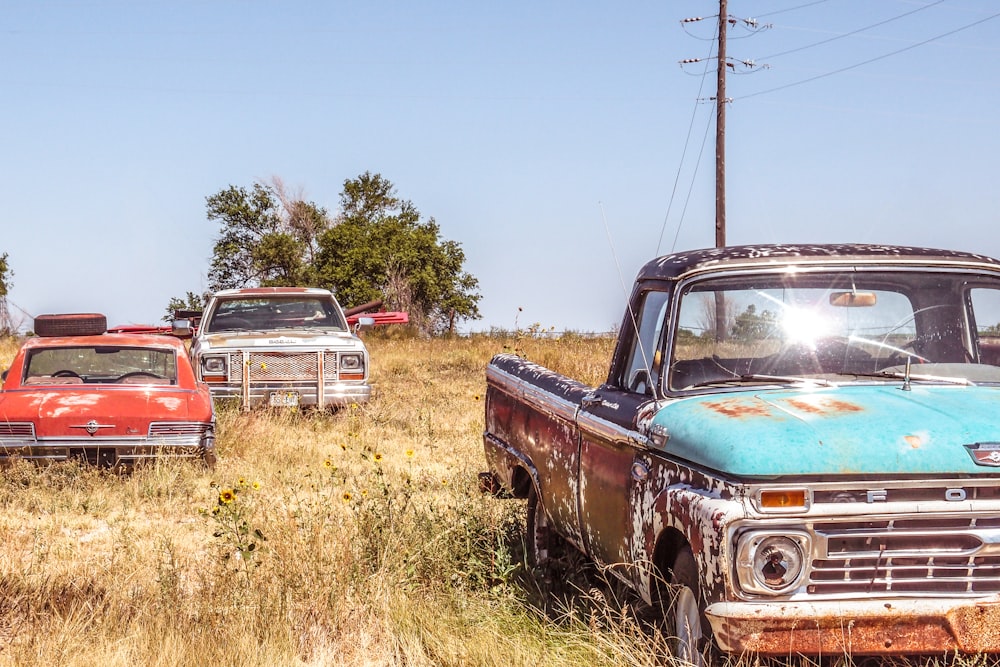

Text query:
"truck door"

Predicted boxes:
[[577, 289, 669, 569]]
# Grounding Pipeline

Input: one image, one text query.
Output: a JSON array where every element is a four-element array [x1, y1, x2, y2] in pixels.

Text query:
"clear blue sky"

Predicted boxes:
[[2, 1, 998, 333]]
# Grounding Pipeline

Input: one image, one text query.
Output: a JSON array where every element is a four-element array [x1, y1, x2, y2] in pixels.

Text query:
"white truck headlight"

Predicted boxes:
[[202, 356, 228, 376], [736, 531, 809, 595], [340, 353, 363, 371]]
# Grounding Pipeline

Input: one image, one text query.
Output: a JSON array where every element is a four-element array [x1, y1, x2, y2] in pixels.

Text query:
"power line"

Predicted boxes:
[[658, 27, 717, 256], [759, 0, 946, 61], [739, 10, 1000, 101], [755, 0, 831, 20]]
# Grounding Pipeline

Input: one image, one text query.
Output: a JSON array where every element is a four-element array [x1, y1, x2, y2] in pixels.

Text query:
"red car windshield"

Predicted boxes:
[[23, 346, 178, 385]]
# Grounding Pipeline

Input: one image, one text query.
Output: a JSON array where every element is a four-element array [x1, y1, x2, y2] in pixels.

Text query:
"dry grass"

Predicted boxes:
[[0, 332, 994, 667]]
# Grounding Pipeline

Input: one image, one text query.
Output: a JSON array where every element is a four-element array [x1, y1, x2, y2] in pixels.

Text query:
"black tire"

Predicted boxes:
[[526, 485, 581, 596], [34, 313, 107, 337], [668, 546, 710, 667]]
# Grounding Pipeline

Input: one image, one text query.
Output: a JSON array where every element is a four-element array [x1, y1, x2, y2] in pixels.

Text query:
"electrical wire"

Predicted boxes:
[[658, 27, 718, 256], [759, 0, 946, 61], [755, 0, 832, 20], [739, 10, 1000, 100]]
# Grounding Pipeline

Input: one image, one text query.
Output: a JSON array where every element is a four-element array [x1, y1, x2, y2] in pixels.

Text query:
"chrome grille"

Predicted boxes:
[[237, 351, 340, 382], [148, 422, 212, 437], [808, 518, 1000, 595], [0, 422, 35, 439], [247, 352, 317, 381], [322, 351, 340, 379]]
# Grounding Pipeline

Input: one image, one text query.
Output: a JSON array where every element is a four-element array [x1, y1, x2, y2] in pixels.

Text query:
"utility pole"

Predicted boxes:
[[680, 3, 768, 250], [680, 3, 768, 341], [716, 0, 728, 249]]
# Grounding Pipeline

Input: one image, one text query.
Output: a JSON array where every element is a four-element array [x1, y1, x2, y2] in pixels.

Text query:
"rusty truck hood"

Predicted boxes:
[[652, 384, 1000, 478]]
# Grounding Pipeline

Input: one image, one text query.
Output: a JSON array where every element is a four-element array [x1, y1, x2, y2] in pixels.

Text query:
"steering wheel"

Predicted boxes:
[[51, 370, 81, 378]]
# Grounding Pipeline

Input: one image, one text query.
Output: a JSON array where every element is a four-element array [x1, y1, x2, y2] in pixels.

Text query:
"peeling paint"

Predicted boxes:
[[482, 244, 1000, 659], [702, 398, 773, 418]]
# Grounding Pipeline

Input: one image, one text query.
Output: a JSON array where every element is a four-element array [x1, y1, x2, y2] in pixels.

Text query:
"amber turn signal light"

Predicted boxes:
[[758, 489, 807, 509]]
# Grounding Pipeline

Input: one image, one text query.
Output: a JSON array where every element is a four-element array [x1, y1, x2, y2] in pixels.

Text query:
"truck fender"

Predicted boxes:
[[635, 483, 743, 606], [483, 431, 541, 500]]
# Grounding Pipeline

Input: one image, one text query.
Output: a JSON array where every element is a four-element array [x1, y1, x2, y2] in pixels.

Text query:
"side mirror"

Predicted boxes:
[[354, 316, 376, 333], [171, 319, 193, 338]]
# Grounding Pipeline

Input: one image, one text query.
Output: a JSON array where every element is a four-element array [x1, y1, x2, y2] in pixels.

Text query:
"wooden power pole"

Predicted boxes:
[[715, 0, 727, 249]]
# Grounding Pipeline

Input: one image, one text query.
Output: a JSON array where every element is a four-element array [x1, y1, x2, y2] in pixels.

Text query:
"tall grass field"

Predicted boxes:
[[0, 333, 993, 667]]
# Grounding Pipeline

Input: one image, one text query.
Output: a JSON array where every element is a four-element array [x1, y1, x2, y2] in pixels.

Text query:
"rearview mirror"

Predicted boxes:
[[829, 291, 877, 307]]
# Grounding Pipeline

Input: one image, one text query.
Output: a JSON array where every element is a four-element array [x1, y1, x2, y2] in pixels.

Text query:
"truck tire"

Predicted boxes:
[[526, 485, 581, 596], [668, 546, 709, 667], [34, 313, 107, 337]]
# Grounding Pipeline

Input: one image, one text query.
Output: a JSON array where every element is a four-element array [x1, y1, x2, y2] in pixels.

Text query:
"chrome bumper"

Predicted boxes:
[[707, 596, 1000, 655], [208, 381, 371, 409]]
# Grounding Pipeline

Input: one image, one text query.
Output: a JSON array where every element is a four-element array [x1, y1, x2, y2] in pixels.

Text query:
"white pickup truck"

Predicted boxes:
[[185, 287, 373, 410]]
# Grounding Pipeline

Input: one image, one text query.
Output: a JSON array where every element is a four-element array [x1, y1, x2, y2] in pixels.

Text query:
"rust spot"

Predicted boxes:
[[904, 434, 923, 448], [703, 399, 772, 418], [713, 601, 1000, 656], [785, 397, 863, 415]]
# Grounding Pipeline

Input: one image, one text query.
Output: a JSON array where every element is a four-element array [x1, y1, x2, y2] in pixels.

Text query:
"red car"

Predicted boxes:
[[0, 314, 216, 467]]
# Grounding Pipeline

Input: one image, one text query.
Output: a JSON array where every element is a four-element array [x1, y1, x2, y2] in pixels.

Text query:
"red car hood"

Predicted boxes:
[[0, 387, 201, 437]]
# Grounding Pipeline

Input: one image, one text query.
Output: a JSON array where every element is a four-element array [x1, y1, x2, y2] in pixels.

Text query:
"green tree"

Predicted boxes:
[[0, 252, 13, 335], [163, 291, 207, 323], [314, 172, 481, 333], [204, 182, 329, 291], [730, 304, 777, 342], [0, 252, 12, 298]]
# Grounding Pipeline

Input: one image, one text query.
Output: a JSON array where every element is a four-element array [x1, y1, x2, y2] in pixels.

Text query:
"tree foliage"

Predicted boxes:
[[0, 252, 13, 335], [163, 291, 206, 323], [177, 173, 481, 334], [0, 252, 12, 298], [729, 304, 777, 342], [205, 183, 327, 290], [315, 172, 480, 334]]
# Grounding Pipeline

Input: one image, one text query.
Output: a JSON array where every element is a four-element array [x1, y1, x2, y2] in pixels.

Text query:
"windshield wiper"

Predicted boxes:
[[835, 370, 974, 386], [690, 374, 836, 389]]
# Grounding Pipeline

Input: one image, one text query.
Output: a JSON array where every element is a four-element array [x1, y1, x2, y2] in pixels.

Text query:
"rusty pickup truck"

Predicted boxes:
[[481, 244, 1000, 663]]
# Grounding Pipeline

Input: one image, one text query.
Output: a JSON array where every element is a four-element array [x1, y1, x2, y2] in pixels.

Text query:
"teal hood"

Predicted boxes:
[[652, 384, 1000, 478]]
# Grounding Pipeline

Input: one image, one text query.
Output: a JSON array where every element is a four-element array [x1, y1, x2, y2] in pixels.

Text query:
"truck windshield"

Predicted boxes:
[[205, 296, 348, 333], [668, 268, 1000, 390]]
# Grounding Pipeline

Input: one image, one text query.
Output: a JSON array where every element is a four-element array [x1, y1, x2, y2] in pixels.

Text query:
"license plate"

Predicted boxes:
[[269, 391, 299, 407]]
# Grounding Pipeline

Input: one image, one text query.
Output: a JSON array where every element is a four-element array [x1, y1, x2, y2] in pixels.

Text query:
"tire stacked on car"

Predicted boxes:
[[33, 314, 107, 337]]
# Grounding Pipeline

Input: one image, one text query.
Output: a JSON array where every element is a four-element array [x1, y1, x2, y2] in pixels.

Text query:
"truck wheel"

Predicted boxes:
[[34, 313, 107, 337], [526, 485, 574, 593], [669, 545, 708, 667]]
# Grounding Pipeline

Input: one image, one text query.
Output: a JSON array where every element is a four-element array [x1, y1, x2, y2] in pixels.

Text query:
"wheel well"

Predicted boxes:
[[651, 527, 688, 594], [509, 465, 533, 499]]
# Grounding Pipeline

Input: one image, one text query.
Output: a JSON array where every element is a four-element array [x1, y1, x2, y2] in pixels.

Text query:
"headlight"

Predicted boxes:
[[340, 353, 363, 371], [202, 356, 228, 376], [736, 532, 809, 595]]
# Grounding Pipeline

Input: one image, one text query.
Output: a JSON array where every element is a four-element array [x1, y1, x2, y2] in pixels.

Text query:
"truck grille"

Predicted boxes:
[[239, 351, 340, 381], [808, 517, 1000, 595], [148, 422, 212, 437], [0, 423, 35, 439]]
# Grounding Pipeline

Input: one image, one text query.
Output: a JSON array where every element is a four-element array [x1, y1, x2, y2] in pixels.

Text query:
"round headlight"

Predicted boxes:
[[753, 536, 802, 591], [736, 532, 809, 595], [753, 536, 804, 590]]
